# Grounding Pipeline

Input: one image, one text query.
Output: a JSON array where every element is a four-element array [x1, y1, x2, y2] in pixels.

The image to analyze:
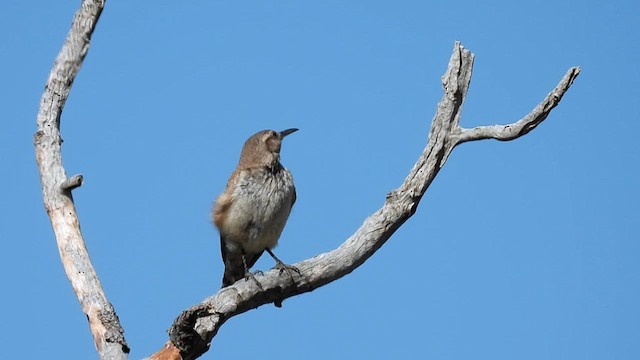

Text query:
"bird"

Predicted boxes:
[[212, 128, 299, 288]]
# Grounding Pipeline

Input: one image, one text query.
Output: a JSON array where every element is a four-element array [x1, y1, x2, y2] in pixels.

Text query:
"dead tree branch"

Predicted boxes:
[[149, 42, 581, 360], [34, 1, 129, 359], [455, 67, 581, 144]]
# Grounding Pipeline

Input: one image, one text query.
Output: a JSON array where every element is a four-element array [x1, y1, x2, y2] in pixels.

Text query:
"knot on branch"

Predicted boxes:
[[168, 304, 215, 357], [34, 131, 45, 145], [98, 302, 130, 354]]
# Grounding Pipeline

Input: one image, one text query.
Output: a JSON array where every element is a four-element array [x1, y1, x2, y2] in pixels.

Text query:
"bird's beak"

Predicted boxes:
[[279, 128, 299, 138]]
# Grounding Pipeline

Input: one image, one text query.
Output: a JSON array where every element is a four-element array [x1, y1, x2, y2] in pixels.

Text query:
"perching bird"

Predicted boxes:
[[213, 128, 299, 288]]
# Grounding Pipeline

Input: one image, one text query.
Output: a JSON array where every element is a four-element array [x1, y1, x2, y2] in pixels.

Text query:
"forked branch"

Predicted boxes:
[[149, 42, 580, 360]]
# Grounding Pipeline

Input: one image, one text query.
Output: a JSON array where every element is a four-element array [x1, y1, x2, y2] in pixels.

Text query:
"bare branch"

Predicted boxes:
[[455, 67, 581, 144], [150, 41, 579, 360], [34, 1, 129, 359]]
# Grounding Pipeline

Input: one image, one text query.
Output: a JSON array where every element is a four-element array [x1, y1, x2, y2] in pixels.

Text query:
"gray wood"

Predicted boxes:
[[34, 1, 129, 359], [150, 42, 580, 359]]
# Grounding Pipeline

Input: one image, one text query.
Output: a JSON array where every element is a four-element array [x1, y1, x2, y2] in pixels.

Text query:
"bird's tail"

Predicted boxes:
[[220, 235, 246, 288]]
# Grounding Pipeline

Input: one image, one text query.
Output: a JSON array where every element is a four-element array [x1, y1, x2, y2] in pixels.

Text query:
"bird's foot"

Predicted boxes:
[[243, 271, 264, 291], [272, 260, 301, 278], [271, 262, 300, 308]]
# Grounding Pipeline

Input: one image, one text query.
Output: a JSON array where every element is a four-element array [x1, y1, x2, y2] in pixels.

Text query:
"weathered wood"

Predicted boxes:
[[455, 67, 581, 143], [34, 1, 129, 359], [61, 174, 84, 191], [148, 42, 580, 360]]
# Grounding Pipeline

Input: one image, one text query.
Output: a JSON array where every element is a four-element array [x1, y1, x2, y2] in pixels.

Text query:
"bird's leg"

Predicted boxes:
[[265, 248, 301, 277], [265, 248, 299, 308], [241, 252, 263, 290]]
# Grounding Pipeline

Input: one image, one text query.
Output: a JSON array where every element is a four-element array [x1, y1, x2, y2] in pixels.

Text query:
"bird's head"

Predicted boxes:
[[238, 128, 298, 168]]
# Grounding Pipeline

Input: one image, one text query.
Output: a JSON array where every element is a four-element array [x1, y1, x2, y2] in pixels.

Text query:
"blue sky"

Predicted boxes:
[[2, 1, 639, 359]]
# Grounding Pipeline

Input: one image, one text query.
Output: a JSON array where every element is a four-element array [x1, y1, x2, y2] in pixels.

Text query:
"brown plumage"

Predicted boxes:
[[213, 129, 298, 288]]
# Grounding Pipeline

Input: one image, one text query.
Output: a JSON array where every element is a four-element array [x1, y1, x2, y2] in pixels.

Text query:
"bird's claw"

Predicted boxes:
[[252, 269, 264, 276], [272, 260, 301, 277], [243, 271, 264, 290]]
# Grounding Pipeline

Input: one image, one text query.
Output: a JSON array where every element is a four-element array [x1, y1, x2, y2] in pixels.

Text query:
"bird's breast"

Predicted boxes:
[[220, 167, 295, 253]]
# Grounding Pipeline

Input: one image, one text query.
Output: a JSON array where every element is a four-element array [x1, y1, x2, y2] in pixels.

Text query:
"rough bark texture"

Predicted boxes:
[[34, 1, 129, 359], [148, 43, 581, 360]]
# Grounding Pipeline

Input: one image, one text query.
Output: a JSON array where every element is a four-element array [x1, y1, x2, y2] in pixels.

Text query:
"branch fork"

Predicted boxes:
[[150, 42, 580, 360]]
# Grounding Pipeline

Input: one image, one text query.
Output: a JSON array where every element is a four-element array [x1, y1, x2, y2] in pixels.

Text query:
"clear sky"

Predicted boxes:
[[2, 1, 639, 359]]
